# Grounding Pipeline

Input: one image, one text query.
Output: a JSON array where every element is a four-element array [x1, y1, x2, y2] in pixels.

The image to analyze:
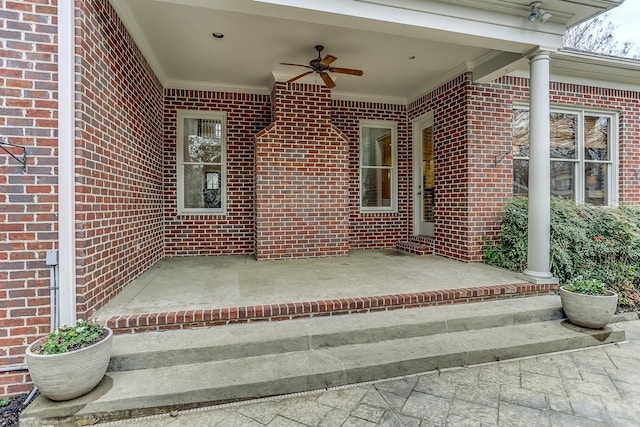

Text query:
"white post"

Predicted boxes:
[[523, 51, 555, 283], [58, 0, 77, 325]]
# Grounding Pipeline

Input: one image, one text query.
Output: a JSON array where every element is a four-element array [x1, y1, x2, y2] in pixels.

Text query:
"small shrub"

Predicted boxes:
[[483, 197, 640, 308], [564, 276, 607, 295], [32, 319, 107, 355]]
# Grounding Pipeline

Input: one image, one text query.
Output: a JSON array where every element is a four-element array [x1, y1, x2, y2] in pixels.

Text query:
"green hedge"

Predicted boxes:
[[483, 197, 640, 307]]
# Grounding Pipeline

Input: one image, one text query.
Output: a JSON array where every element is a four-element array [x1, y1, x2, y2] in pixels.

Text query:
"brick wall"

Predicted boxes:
[[0, 0, 165, 395], [466, 79, 516, 261], [1, 0, 638, 395], [74, 1, 164, 318], [164, 89, 272, 255], [409, 73, 640, 262], [254, 83, 350, 259], [409, 74, 475, 261], [331, 100, 411, 248], [0, 0, 59, 395]]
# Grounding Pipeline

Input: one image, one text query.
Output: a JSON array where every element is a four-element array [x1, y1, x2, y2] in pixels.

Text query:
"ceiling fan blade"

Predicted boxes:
[[280, 63, 313, 69], [319, 72, 336, 88], [320, 54, 337, 66], [287, 70, 314, 83], [328, 67, 363, 76]]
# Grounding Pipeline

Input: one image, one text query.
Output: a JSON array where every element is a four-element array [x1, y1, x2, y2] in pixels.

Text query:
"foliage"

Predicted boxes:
[[483, 197, 640, 307], [563, 14, 640, 59], [482, 197, 528, 272], [32, 319, 107, 355], [0, 397, 8, 407], [563, 276, 607, 296]]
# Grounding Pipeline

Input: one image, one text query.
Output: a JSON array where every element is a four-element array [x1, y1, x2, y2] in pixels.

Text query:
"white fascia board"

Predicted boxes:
[[550, 50, 640, 90], [507, 69, 640, 93], [491, 49, 640, 91]]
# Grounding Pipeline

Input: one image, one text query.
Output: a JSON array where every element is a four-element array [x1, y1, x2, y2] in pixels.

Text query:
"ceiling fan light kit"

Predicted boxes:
[[281, 45, 363, 88]]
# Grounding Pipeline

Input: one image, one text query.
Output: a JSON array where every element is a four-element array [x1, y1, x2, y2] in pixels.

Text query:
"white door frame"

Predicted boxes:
[[412, 111, 434, 236]]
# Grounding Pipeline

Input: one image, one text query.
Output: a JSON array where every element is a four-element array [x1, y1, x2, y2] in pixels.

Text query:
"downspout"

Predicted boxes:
[[58, 0, 76, 325], [46, 250, 59, 330]]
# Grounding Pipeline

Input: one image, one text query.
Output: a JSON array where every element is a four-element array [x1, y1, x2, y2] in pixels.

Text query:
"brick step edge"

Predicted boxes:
[[395, 240, 433, 255], [102, 283, 559, 334]]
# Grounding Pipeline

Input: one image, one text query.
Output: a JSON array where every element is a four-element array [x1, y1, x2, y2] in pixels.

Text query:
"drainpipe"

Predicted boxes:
[[58, 0, 76, 325], [0, 365, 27, 374], [46, 250, 60, 331]]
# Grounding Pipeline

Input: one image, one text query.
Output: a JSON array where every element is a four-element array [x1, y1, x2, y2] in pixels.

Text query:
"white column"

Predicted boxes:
[[58, 0, 77, 325], [523, 51, 555, 282]]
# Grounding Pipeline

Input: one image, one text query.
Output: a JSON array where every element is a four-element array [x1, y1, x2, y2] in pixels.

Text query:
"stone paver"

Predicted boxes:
[[96, 319, 640, 426]]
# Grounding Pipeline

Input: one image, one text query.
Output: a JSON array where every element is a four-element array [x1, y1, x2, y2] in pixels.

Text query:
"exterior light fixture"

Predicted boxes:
[[528, 2, 552, 23]]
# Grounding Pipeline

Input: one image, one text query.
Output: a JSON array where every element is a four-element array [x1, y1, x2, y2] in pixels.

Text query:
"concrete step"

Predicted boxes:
[[20, 296, 626, 426], [108, 295, 564, 371]]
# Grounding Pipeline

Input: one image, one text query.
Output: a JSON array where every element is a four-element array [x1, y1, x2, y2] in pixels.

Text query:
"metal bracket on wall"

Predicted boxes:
[[494, 151, 510, 166], [1, 137, 27, 171]]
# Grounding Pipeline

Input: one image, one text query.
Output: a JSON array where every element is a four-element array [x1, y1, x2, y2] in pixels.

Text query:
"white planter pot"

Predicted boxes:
[[559, 286, 618, 329], [26, 327, 113, 401]]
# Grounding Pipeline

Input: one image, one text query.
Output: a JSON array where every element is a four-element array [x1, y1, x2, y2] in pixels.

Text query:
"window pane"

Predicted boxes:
[[550, 113, 577, 159], [584, 116, 610, 161], [183, 118, 222, 163], [585, 163, 608, 206], [551, 161, 575, 201], [361, 167, 391, 207], [184, 164, 222, 209], [512, 109, 529, 157], [362, 128, 392, 167], [513, 159, 529, 196]]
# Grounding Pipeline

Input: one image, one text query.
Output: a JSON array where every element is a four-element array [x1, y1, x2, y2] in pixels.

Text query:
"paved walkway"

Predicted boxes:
[[97, 319, 640, 427]]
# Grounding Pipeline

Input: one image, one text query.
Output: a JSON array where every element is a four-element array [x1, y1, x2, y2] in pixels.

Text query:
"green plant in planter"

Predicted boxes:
[[564, 276, 607, 296], [31, 319, 107, 355], [26, 319, 113, 401]]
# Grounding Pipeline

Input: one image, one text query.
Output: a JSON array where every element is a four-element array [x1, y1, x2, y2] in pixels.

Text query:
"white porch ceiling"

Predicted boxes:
[[109, 0, 622, 103]]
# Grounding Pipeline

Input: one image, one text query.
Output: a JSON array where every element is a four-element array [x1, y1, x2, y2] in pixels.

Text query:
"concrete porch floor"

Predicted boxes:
[[94, 250, 556, 333]]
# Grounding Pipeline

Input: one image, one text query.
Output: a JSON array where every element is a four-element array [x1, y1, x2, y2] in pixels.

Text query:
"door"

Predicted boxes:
[[413, 113, 435, 236]]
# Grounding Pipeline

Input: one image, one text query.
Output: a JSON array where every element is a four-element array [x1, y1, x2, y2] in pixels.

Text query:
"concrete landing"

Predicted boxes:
[[20, 296, 627, 426], [92, 251, 557, 333]]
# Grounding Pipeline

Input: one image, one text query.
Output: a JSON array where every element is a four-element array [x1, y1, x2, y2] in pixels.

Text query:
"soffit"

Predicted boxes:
[[109, 0, 623, 103]]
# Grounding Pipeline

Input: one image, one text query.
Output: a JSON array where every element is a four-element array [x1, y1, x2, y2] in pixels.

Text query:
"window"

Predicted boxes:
[[177, 110, 227, 214], [512, 106, 618, 206], [360, 120, 397, 212]]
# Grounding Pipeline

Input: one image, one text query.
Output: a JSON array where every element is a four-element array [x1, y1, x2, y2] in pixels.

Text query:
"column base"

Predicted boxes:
[[521, 269, 559, 285]]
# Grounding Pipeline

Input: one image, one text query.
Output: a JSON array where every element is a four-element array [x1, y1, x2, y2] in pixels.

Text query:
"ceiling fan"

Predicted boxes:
[[280, 45, 363, 88]]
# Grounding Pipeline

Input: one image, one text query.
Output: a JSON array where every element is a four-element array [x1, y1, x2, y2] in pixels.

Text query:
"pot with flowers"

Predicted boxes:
[[559, 276, 618, 329], [25, 319, 113, 401]]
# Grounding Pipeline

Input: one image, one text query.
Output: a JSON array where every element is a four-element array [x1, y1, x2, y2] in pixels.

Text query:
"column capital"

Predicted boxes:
[[528, 49, 552, 62]]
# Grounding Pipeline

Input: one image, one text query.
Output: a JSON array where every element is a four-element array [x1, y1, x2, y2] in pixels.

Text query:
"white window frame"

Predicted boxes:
[[513, 104, 619, 206], [359, 119, 398, 213], [176, 109, 227, 215]]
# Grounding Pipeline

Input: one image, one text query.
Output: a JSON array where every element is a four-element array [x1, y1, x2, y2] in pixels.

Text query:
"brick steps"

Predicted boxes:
[[395, 235, 435, 255]]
